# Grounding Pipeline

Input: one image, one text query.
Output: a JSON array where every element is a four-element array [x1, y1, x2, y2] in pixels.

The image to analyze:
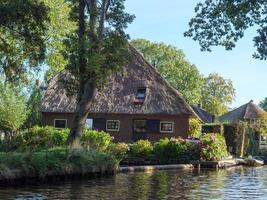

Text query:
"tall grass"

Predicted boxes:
[[0, 148, 118, 181]]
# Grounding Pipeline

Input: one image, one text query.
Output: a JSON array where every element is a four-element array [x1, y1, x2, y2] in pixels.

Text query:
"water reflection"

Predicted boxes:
[[1, 166, 267, 200]]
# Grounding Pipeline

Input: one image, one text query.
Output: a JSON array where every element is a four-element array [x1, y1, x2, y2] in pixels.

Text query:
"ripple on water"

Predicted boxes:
[[1, 166, 267, 200]]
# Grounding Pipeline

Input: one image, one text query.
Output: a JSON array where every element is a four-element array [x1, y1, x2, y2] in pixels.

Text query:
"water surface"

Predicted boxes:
[[1, 166, 267, 200]]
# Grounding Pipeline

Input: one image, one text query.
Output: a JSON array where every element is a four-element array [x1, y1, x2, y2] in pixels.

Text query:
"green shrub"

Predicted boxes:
[[108, 142, 129, 160], [22, 126, 69, 150], [81, 129, 113, 152], [200, 133, 228, 161], [153, 137, 199, 163], [129, 140, 153, 159], [189, 118, 202, 138]]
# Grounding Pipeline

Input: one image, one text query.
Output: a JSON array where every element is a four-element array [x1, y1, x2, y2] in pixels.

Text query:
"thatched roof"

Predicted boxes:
[[41, 45, 196, 116], [219, 100, 266, 123], [191, 105, 214, 123]]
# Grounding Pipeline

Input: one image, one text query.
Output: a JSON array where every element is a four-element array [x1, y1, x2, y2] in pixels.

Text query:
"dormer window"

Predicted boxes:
[[134, 87, 146, 104], [137, 88, 146, 100]]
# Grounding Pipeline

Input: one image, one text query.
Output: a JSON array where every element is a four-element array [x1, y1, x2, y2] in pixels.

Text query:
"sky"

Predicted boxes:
[[124, 0, 267, 109]]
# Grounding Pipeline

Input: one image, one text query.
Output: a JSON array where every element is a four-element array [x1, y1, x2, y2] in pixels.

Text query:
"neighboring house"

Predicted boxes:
[[191, 105, 214, 124], [41, 46, 198, 142], [219, 100, 267, 150], [219, 100, 266, 125]]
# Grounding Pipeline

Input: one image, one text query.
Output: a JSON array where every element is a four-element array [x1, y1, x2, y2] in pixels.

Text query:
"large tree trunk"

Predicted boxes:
[[67, 80, 96, 148], [67, 0, 101, 148]]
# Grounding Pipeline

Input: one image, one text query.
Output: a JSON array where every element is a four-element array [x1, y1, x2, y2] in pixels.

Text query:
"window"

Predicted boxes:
[[133, 120, 146, 133], [136, 88, 146, 100], [54, 119, 67, 128], [106, 120, 120, 131], [160, 121, 174, 133], [250, 118, 257, 125], [85, 118, 93, 129]]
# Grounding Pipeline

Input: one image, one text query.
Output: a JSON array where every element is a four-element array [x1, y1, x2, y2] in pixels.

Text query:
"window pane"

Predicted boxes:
[[107, 121, 119, 131], [134, 120, 146, 133], [86, 118, 93, 129], [160, 122, 173, 132], [55, 120, 66, 128]]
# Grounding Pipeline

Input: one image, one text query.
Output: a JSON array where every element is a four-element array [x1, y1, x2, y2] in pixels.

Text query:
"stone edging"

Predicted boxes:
[[119, 164, 194, 172]]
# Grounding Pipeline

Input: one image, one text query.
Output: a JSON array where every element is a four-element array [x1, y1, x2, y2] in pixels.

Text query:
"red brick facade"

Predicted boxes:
[[42, 112, 190, 142]]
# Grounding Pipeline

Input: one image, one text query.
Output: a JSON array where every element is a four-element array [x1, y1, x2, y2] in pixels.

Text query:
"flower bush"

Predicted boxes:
[[199, 133, 228, 161], [108, 142, 129, 160]]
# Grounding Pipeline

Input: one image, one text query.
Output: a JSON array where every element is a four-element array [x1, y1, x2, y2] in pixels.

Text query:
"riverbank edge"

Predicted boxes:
[[0, 160, 243, 186], [0, 167, 116, 186]]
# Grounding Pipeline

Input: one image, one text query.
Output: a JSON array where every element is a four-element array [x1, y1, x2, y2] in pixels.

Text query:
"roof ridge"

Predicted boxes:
[[128, 44, 201, 120], [243, 101, 252, 119]]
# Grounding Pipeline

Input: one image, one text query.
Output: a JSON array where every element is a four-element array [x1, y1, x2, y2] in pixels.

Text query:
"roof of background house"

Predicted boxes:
[[219, 100, 266, 123], [191, 105, 214, 123], [41, 45, 197, 116]]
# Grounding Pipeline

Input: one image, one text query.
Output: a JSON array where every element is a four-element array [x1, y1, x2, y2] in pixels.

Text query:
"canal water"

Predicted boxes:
[[1, 166, 267, 200]]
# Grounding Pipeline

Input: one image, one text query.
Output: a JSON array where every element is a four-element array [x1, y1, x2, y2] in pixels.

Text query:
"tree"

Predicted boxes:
[[64, 0, 134, 147], [26, 80, 43, 127], [0, 0, 49, 83], [42, 0, 76, 80], [202, 73, 235, 116], [0, 80, 28, 139], [185, 0, 267, 60], [131, 39, 204, 105], [259, 98, 267, 112]]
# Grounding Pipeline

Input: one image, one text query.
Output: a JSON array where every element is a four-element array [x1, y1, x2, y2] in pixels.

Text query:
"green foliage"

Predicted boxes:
[[42, 0, 76, 80], [0, 82, 28, 135], [0, 148, 117, 178], [81, 129, 113, 152], [153, 138, 200, 164], [189, 118, 202, 138], [0, 0, 49, 83], [26, 80, 43, 127], [259, 98, 267, 112], [129, 140, 153, 159], [185, 0, 267, 60], [202, 73, 235, 116], [200, 133, 228, 161], [108, 142, 129, 160], [22, 126, 69, 151], [131, 39, 204, 105]]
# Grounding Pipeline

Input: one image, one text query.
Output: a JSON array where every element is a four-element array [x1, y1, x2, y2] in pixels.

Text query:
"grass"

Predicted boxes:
[[0, 147, 118, 182]]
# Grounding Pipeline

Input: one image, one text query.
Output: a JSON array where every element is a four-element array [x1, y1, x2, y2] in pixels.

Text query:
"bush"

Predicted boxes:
[[153, 137, 200, 163], [81, 129, 113, 152], [108, 142, 129, 160], [129, 140, 153, 159], [189, 118, 202, 138], [199, 133, 228, 161], [22, 126, 69, 150]]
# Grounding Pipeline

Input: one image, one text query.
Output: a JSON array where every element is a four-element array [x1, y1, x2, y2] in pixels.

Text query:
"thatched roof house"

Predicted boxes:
[[41, 45, 197, 142], [219, 100, 266, 124]]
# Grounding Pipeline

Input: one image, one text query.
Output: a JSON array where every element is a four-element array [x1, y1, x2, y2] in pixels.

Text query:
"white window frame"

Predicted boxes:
[[160, 121, 174, 133], [106, 120, 120, 131], [54, 119, 67, 128]]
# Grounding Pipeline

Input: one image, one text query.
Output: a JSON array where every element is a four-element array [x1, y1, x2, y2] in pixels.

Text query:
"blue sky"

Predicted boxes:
[[124, 0, 266, 108]]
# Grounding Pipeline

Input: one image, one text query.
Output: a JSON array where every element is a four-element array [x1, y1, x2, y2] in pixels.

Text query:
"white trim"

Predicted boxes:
[[160, 121, 174, 133], [106, 120, 120, 131], [54, 119, 67, 128]]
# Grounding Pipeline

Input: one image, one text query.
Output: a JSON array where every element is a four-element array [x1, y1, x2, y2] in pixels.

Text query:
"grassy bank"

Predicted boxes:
[[0, 148, 118, 185], [0, 126, 230, 185]]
